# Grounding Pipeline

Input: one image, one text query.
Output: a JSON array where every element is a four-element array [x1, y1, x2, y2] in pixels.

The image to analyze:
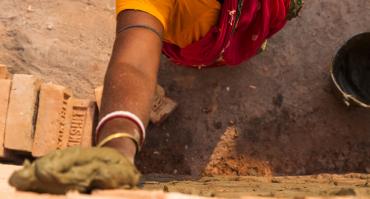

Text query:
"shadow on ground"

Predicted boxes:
[[136, 0, 370, 176]]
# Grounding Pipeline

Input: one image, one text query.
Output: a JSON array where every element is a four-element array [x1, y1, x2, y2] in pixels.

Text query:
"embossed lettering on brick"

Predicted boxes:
[[63, 98, 96, 148]]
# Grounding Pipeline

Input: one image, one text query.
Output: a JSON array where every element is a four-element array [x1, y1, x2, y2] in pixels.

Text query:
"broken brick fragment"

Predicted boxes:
[[150, 96, 177, 124], [94, 85, 177, 125], [151, 85, 177, 124], [4, 74, 41, 152]]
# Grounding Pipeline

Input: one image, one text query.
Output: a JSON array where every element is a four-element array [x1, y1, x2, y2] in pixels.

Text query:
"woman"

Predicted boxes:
[[97, 0, 303, 165], [8, 1, 304, 194]]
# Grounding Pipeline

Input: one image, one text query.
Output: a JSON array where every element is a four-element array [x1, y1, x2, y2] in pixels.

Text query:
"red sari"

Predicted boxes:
[[162, 0, 291, 67]]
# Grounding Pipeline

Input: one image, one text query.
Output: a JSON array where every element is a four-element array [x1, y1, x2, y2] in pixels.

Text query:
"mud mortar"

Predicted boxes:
[[0, 0, 369, 181]]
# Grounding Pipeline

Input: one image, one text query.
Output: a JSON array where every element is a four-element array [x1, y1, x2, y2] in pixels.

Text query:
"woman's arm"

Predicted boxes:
[[98, 10, 163, 162]]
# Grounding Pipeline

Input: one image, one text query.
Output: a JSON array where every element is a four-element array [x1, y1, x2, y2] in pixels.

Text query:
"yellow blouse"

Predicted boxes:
[[116, 0, 221, 48]]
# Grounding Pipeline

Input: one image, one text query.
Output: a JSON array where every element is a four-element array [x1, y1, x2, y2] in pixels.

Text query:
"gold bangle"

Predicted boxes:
[[97, 132, 141, 152]]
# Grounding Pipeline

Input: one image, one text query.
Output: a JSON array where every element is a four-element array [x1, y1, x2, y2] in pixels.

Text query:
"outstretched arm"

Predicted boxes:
[[98, 10, 163, 162]]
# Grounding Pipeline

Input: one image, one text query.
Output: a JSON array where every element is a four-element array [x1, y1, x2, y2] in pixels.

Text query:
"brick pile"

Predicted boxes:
[[0, 65, 177, 161], [0, 65, 97, 159]]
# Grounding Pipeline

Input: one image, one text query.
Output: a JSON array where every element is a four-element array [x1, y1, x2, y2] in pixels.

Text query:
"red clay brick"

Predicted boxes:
[[54, 98, 96, 149], [150, 96, 177, 124], [0, 192, 66, 199], [241, 197, 275, 199], [150, 85, 177, 124], [68, 98, 96, 148], [242, 197, 360, 199], [93, 189, 165, 199], [33, 95, 96, 155], [165, 193, 216, 199], [32, 83, 73, 157], [0, 64, 11, 79], [4, 74, 41, 152], [0, 80, 11, 158]]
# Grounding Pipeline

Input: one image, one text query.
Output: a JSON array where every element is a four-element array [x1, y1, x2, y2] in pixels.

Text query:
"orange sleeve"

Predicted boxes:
[[116, 0, 173, 31], [116, 0, 221, 48]]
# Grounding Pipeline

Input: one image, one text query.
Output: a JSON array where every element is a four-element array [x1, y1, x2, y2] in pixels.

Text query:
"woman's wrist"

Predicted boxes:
[[96, 118, 142, 162]]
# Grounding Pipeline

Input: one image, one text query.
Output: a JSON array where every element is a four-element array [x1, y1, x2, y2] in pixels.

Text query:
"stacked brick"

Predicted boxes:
[[31, 85, 95, 157], [0, 64, 177, 161], [0, 65, 97, 160], [0, 65, 12, 158]]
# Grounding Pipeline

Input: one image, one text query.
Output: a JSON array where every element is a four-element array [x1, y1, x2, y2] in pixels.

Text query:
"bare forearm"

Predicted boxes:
[[97, 62, 157, 158], [99, 60, 158, 138], [96, 10, 163, 159], [101, 61, 157, 125]]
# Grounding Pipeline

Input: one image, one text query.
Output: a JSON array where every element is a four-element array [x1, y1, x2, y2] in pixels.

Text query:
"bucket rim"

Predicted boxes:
[[330, 65, 370, 109], [330, 32, 370, 108]]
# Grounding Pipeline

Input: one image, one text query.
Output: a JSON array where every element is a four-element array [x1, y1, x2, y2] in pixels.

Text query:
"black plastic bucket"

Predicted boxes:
[[331, 32, 370, 108]]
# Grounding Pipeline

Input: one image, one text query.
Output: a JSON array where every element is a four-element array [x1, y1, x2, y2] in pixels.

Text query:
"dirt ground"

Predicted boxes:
[[0, 0, 370, 197], [143, 174, 370, 198], [1, 164, 369, 198]]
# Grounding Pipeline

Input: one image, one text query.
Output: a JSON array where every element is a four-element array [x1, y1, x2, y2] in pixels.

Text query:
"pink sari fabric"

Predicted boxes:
[[162, 0, 291, 67]]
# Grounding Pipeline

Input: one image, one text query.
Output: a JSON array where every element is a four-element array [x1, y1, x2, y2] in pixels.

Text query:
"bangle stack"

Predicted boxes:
[[95, 111, 146, 151]]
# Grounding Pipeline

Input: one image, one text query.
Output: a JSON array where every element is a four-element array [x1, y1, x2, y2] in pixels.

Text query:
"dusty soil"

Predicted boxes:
[[143, 173, 370, 198], [1, 164, 369, 198], [140, 1, 370, 176], [0, 0, 369, 184]]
